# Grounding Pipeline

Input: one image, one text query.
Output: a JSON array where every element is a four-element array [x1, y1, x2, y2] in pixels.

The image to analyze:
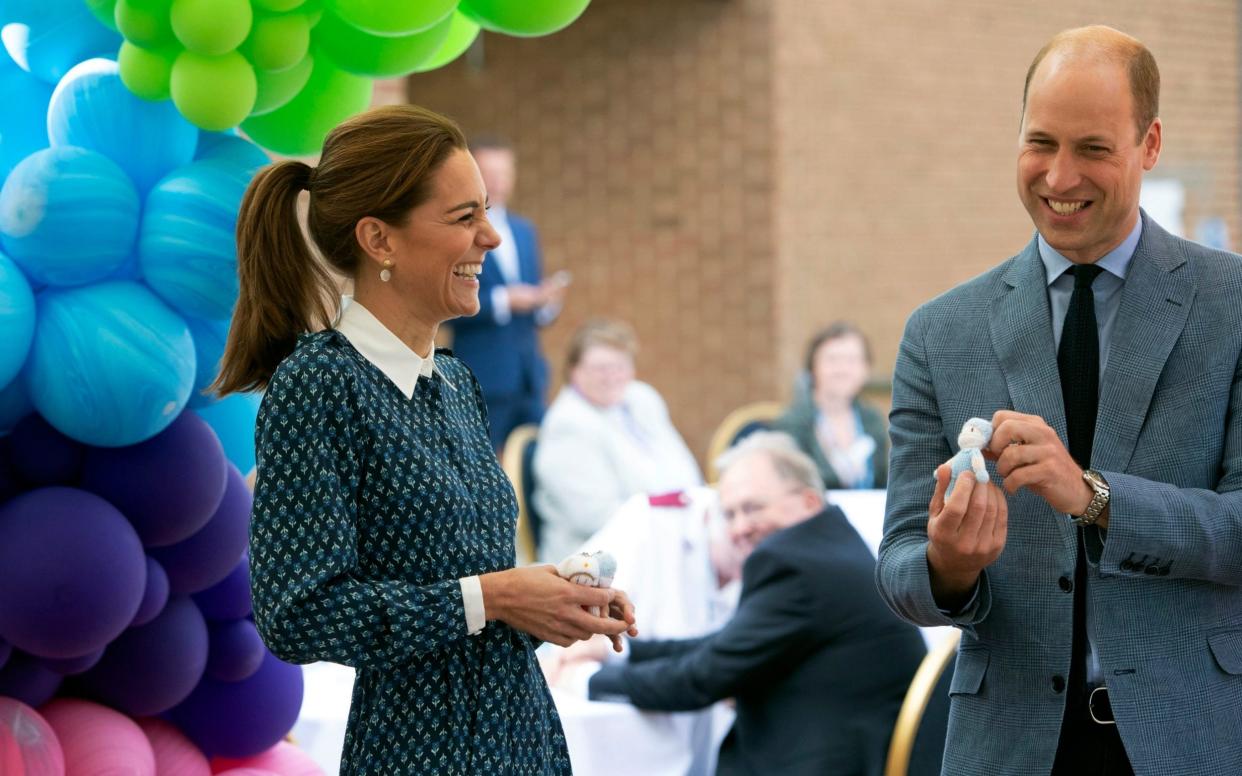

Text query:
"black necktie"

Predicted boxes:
[[1057, 263, 1103, 705], [1058, 264, 1104, 467]]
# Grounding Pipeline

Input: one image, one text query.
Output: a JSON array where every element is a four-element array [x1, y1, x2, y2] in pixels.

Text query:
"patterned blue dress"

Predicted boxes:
[[249, 331, 571, 775]]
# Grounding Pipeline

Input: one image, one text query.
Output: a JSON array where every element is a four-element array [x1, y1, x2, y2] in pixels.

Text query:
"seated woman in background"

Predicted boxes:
[[533, 319, 702, 563], [772, 322, 888, 489]]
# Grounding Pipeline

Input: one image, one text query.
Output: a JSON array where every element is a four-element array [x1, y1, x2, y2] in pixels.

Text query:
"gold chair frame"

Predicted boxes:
[[704, 401, 785, 482], [884, 629, 961, 776], [500, 423, 541, 565]]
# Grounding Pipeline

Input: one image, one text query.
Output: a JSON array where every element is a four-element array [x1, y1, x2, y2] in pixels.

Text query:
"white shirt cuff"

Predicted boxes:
[[491, 287, 512, 326], [460, 576, 486, 635]]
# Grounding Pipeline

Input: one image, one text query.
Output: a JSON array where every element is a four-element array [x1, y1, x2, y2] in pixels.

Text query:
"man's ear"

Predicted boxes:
[[354, 216, 392, 264], [801, 488, 823, 513]]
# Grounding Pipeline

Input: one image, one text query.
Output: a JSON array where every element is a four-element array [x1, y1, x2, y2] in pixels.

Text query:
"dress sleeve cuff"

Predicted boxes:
[[460, 575, 486, 635]]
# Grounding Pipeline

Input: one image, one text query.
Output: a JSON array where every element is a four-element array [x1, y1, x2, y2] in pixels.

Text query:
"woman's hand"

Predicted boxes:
[[479, 566, 632, 647]]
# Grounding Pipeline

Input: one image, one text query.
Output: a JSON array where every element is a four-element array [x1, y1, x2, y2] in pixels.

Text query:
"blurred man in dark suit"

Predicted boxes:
[[587, 432, 926, 776]]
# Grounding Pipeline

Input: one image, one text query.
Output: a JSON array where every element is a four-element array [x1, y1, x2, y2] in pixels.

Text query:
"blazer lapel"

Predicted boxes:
[[990, 240, 1068, 439], [990, 240, 1076, 549], [1092, 215, 1194, 474]]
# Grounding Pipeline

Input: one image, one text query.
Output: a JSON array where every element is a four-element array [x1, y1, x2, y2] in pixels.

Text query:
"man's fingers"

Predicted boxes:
[[932, 470, 974, 541], [929, 464, 951, 515]]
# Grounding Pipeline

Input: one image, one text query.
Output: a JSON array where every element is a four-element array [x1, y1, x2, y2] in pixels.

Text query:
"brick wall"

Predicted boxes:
[[404, 0, 1239, 462]]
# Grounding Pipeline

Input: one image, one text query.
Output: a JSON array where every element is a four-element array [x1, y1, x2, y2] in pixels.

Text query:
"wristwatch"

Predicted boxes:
[[1072, 469, 1110, 527]]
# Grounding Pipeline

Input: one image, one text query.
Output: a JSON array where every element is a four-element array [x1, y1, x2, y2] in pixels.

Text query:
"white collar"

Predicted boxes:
[[334, 296, 453, 398]]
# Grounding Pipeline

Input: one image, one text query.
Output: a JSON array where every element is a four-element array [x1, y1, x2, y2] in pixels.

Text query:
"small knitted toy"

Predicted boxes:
[[557, 550, 617, 617], [946, 417, 993, 497]]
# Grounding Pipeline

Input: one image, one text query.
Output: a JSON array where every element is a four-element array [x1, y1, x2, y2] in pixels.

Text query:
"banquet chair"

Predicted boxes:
[[884, 629, 959, 776], [501, 423, 542, 565], [704, 401, 783, 482]]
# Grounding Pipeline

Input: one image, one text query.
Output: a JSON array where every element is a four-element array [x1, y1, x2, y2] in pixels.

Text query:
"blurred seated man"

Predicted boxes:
[[579, 432, 926, 776], [534, 319, 702, 563], [772, 322, 888, 489]]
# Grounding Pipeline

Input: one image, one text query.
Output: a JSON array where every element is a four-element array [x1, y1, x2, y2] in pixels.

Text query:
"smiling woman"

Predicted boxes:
[[210, 105, 636, 775]]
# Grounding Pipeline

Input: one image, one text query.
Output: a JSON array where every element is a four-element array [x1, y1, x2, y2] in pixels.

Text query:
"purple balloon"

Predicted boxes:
[[192, 555, 251, 621], [75, 596, 208, 716], [131, 557, 171, 627], [169, 650, 303, 758], [205, 619, 264, 683], [0, 651, 61, 707], [0, 487, 146, 659], [41, 647, 104, 675], [6, 413, 85, 486], [149, 465, 251, 595], [80, 411, 228, 547]]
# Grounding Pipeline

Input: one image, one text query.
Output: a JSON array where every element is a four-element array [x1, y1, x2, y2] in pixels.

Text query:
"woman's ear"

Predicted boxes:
[[354, 216, 392, 265]]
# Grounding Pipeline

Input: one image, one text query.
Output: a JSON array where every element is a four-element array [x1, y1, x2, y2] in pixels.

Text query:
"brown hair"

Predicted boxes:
[[804, 321, 872, 375], [1021, 25, 1159, 143], [564, 319, 639, 373], [213, 105, 467, 395]]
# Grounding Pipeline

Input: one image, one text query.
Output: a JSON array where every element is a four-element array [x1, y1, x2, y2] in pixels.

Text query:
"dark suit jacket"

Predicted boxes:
[[590, 506, 926, 776], [772, 397, 889, 489], [449, 212, 549, 401]]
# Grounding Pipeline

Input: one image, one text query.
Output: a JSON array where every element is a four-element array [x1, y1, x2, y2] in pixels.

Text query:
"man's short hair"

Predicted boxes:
[[1021, 25, 1159, 143], [716, 431, 827, 495]]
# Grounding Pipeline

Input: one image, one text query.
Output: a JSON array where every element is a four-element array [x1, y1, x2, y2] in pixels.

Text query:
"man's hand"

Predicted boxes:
[[988, 410, 1097, 521], [926, 465, 1008, 611], [506, 284, 546, 313]]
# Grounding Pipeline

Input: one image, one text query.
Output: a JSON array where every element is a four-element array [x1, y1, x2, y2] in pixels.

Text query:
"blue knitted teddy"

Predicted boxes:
[[946, 417, 993, 497]]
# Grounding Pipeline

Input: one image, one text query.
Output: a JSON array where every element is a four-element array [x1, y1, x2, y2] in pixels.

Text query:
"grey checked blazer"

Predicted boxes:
[[876, 213, 1242, 776]]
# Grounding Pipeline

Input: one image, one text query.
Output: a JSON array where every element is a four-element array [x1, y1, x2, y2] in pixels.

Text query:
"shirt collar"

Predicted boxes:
[[1037, 215, 1141, 286], [333, 296, 452, 398]]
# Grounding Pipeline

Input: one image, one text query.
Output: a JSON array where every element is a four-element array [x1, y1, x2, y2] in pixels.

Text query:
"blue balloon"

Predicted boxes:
[[0, 374, 33, 435], [26, 281, 195, 446], [0, 250, 35, 387], [0, 50, 53, 181], [193, 391, 259, 475], [194, 131, 269, 175], [47, 58, 198, 195], [0, 0, 122, 85], [0, 146, 140, 286], [185, 315, 229, 409], [139, 157, 252, 320]]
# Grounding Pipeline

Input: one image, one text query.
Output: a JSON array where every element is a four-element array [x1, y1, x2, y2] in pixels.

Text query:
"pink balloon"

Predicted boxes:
[[215, 770, 281, 776], [39, 698, 154, 776], [137, 718, 210, 776], [0, 696, 64, 776], [211, 741, 325, 776]]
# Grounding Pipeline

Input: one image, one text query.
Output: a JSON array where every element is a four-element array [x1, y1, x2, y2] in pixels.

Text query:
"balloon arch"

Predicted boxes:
[[0, 0, 591, 772]]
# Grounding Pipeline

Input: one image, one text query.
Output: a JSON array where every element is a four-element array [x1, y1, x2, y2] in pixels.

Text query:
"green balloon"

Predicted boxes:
[[315, 11, 451, 78], [115, 0, 175, 48], [241, 53, 372, 156], [327, 0, 456, 36], [253, 0, 305, 10], [171, 50, 257, 131], [458, 0, 591, 37], [251, 53, 313, 115], [409, 12, 480, 73], [118, 41, 177, 101], [85, 0, 120, 31], [171, 0, 253, 56], [243, 11, 311, 72]]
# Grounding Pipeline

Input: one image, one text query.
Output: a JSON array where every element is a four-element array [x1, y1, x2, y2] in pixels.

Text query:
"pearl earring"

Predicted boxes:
[[380, 258, 394, 283]]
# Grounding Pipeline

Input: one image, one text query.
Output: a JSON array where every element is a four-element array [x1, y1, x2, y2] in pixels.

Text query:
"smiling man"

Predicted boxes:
[[876, 26, 1242, 775]]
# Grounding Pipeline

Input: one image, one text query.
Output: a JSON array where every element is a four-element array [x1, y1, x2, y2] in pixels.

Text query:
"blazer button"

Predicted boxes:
[[1145, 565, 1160, 575], [1052, 675, 1066, 693], [1058, 576, 1073, 592], [1119, 561, 1133, 571]]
